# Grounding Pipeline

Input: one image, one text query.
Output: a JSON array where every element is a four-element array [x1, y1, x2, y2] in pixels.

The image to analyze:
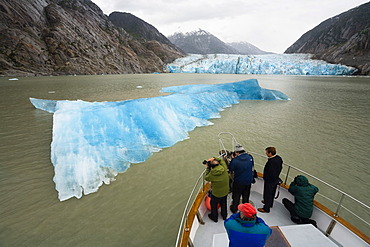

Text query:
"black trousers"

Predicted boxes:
[[210, 193, 228, 220], [282, 198, 310, 224], [230, 182, 251, 213], [262, 181, 278, 212], [282, 198, 297, 216]]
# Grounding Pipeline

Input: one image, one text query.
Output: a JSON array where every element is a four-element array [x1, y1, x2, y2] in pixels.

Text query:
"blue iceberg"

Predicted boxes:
[[166, 54, 357, 75], [30, 79, 289, 201]]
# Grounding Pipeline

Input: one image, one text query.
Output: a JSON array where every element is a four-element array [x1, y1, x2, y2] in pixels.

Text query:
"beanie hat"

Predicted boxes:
[[235, 144, 245, 152], [238, 203, 257, 218]]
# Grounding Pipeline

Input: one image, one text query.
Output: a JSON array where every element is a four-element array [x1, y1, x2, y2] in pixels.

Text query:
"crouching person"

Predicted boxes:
[[282, 175, 319, 227], [224, 203, 271, 247]]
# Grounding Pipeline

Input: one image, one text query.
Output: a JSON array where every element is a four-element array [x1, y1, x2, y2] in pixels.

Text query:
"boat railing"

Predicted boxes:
[[175, 169, 207, 247], [248, 151, 370, 239], [175, 150, 370, 246]]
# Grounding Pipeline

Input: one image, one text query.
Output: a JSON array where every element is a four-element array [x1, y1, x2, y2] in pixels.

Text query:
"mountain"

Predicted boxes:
[[0, 0, 184, 76], [285, 2, 370, 75], [227, 42, 272, 55], [168, 29, 240, 54], [107, 12, 182, 63]]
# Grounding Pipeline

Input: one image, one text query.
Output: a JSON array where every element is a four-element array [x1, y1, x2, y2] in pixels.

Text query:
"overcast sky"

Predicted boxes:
[[92, 0, 369, 53]]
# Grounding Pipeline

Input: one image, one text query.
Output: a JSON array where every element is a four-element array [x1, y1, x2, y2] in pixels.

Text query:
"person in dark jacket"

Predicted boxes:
[[229, 144, 254, 213], [205, 157, 229, 222], [224, 203, 271, 247], [258, 147, 283, 213], [282, 175, 319, 225]]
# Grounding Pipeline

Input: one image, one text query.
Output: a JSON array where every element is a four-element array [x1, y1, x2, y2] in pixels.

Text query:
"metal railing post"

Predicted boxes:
[[175, 169, 207, 247], [284, 166, 291, 185], [334, 193, 345, 217]]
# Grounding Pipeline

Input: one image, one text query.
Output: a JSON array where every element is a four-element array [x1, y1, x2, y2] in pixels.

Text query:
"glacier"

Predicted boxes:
[[166, 54, 357, 75], [30, 79, 289, 201]]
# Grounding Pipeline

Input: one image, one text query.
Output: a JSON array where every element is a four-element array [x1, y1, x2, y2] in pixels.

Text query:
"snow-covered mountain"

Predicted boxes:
[[227, 41, 272, 55], [168, 29, 239, 54]]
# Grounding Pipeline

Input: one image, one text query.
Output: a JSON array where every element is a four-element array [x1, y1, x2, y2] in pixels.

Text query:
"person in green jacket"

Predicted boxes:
[[282, 175, 319, 226], [205, 157, 230, 222]]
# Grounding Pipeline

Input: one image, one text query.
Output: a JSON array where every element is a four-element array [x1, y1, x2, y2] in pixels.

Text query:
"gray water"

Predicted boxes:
[[0, 74, 369, 246]]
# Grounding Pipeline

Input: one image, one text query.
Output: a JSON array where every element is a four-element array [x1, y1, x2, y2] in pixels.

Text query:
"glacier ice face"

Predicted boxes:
[[166, 54, 357, 75], [30, 79, 289, 201], [29, 97, 57, 113]]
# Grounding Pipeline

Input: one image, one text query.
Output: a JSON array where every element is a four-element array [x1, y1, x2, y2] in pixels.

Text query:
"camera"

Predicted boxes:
[[202, 160, 211, 166], [202, 159, 219, 169]]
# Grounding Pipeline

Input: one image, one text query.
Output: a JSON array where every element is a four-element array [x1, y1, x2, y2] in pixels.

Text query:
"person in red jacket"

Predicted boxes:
[[224, 203, 272, 247]]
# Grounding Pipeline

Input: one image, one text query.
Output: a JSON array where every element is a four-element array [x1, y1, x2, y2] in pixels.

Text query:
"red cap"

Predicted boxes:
[[238, 203, 257, 218]]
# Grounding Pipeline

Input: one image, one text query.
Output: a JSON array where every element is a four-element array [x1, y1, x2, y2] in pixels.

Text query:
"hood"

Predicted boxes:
[[294, 175, 309, 186], [238, 153, 252, 161], [210, 164, 225, 176], [234, 213, 256, 227]]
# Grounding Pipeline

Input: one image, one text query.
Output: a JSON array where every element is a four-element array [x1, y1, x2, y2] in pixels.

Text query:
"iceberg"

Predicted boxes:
[[30, 79, 289, 201], [166, 54, 357, 75]]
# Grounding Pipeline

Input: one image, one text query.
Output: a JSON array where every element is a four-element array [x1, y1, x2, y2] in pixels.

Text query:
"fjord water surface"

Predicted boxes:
[[0, 74, 369, 246]]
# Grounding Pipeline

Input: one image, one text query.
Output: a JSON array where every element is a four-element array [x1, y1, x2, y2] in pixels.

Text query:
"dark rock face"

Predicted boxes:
[[107, 12, 183, 63], [285, 2, 370, 75], [168, 29, 240, 55], [0, 0, 184, 76]]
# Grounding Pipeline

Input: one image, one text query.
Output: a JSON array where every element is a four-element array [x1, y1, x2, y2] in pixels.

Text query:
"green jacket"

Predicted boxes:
[[289, 175, 319, 218], [205, 157, 229, 198]]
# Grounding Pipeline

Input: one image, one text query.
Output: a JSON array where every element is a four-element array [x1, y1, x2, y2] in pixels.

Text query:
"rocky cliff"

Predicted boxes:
[[107, 12, 183, 64], [285, 2, 370, 75], [0, 0, 184, 76]]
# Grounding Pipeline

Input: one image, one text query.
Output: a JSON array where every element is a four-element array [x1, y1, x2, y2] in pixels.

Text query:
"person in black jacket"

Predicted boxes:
[[258, 147, 283, 213]]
